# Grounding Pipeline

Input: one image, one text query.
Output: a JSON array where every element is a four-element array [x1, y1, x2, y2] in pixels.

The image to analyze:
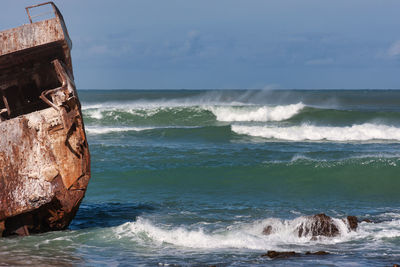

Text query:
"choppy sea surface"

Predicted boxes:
[[1, 89, 400, 266]]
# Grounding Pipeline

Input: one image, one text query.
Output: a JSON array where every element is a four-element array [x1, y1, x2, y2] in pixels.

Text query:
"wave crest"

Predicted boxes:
[[82, 102, 305, 123], [209, 103, 304, 122], [85, 126, 153, 134], [232, 123, 400, 141]]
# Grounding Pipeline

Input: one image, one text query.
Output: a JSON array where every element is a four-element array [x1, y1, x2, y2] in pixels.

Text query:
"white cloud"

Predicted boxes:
[[388, 40, 400, 57]]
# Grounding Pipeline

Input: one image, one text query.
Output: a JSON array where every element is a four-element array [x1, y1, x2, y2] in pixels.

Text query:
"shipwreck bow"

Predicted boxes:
[[0, 2, 90, 236]]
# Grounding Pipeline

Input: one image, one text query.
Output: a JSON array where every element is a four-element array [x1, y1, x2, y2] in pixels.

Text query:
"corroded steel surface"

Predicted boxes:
[[0, 18, 70, 56], [0, 60, 90, 236], [0, 2, 73, 81], [0, 2, 90, 237]]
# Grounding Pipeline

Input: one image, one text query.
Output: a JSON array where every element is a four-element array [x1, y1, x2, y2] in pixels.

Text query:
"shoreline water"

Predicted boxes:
[[1, 89, 399, 266]]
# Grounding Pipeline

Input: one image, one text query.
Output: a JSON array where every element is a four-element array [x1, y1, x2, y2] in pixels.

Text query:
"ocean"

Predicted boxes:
[[1, 89, 399, 266]]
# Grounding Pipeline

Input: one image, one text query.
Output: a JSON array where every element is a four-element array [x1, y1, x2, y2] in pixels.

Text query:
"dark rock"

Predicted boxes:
[[393, 264, 399, 267], [262, 225, 272, 235], [262, 250, 330, 259], [297, 214, 359, 238], [298, 213, 339, 237], [261, 214, 359, 238], [346, 216, 358, 231], [262, 250, 298, 259], [305, 251, 330, 255]]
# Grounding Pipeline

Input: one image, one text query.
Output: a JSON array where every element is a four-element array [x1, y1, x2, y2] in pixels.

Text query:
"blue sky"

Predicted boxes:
[[1, 0, 400, 89]]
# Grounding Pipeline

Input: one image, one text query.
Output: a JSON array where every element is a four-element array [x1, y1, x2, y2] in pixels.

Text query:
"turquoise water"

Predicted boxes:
[[1, 90, 399, 266]]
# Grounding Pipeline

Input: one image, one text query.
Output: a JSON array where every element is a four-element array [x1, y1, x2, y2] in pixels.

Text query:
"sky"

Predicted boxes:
[[1, 0, 400, 89]]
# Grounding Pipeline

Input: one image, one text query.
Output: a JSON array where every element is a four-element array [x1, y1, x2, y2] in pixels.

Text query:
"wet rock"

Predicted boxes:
[[262, 214, 359, 238], [346, 216, 358, 231], [262, 251, 298, 259], [262, 250, 330, 259], [262, 225, 272, 235], [298, 213, 339, 237], [298, 214, 359, 238], [305, 251, 330, 255]]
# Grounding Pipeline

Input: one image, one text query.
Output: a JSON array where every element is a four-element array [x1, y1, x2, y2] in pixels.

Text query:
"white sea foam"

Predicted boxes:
[[209, 103, 304, 122], [86, 109, 104, 120], [114, 217, 275, 250], [232, 123, 400, 141], [111, 215, 400, 251], [85, 126, 153, 134], [83, 104, 201, 120], [86, 125, 201, 135]]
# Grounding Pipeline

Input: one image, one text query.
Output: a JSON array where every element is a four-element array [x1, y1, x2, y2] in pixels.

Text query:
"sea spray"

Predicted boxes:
[[209, 103, 305, 122]]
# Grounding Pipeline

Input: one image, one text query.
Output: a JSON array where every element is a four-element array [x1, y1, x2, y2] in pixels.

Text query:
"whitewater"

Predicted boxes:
[[231, 123, 400, 141]]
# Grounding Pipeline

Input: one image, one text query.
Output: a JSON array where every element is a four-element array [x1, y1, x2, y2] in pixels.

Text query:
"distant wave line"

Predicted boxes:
[[86, 125, 201, 135], [83, 102, 306, 122]]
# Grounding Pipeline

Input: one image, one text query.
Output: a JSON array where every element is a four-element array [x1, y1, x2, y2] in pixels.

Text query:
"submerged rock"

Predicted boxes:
[[262, 251, 298, 259], [262, 225, 272, 235], [305, 251, 330, 255], [262, 250, 330, 259]]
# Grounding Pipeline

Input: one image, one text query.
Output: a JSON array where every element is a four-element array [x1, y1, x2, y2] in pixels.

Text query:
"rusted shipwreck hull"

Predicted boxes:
[[0, 2, 90, 236]]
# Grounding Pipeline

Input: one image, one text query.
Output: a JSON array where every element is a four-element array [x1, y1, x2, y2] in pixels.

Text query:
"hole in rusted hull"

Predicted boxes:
[[0, 61, 61, 120]]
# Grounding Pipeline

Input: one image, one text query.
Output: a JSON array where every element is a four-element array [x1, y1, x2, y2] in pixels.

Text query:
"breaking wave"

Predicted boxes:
[[81, 92, 400, 144], [231, 123, 400, 141], [208, 103, 305, 122], [85, 126, 154, 135], [85, 125, 201, 135], [82, 102, 305, 124], [82, 102, 400, 128], [112, 215, 400, 250]]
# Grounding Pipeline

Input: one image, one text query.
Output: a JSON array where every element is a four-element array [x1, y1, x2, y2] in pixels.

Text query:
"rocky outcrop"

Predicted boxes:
[[346, 216, 358, 231], [298, 213, 340, 237], [262, 251, 298, 259], [262, 213, 358, 238]]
